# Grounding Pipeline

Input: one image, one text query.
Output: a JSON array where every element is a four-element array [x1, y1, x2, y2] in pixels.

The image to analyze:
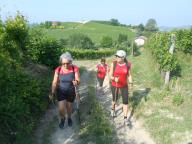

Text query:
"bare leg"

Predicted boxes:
[[123, 104, 128, 117], [66, 102, 72, 118], [66, 102, 73, 126], [112, 101, 116, 110], [58, 100, 66, 118]]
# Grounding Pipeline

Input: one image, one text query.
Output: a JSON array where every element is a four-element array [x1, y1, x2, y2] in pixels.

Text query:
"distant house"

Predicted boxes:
[[134, 36, 147, 46], [52, 21, 58, 27]]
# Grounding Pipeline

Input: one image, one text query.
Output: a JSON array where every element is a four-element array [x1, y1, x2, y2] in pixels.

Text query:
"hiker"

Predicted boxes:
[[96, 58, 108, 87], [50, 52, 80, 128], [109, 50, 133, 125]]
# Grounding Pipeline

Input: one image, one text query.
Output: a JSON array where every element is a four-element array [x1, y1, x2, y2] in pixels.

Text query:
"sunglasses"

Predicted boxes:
[[61, 62, 70, 65], [116, 55, 123, 58]]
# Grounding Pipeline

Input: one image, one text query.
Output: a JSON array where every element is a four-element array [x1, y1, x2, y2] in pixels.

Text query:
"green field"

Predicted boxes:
[[44, 21, 135, 43]]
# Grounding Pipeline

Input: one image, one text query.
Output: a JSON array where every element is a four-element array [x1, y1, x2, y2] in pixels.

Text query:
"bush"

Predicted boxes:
[[62, 48, 115, 59], [3, 12, 29, 64], [27, 28, 61, 68], [0, 13, 51, 143], [100, 36, 113, 48], [175, 29, 192, 54]]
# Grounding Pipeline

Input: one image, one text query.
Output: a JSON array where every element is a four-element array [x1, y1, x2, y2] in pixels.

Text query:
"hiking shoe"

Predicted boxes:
[[59, 118, 65, 129], [124, 118, 131, 126], [110, 109, 116, 117], [68, 118, 73, 127]]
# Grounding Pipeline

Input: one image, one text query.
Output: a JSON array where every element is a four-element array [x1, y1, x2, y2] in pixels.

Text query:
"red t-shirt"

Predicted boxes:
[[111, 62, 131, 87], [96, 63, 108, 78]]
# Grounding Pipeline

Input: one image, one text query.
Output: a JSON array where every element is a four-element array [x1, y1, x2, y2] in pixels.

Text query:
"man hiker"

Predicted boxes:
[[50, 52, 80, 128], [109, 50, 133, 125]]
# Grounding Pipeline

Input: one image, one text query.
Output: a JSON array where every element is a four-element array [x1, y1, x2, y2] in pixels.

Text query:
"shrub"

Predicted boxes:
[[100, 36, 113, 48], [69, 33, 94, 49]]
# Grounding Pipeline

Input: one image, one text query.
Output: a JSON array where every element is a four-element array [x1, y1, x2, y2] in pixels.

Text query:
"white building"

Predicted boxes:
[[134, 36, 147, 46]]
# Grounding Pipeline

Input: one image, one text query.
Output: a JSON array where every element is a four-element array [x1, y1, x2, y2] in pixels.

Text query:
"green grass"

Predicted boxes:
[[44, 21, 134, 43], [128, 49, 192, 144]]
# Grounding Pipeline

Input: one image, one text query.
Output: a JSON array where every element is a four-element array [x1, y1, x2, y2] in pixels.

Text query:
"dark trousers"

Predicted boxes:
[[111, 85, 128, 104], [97, 77, 105, 87]]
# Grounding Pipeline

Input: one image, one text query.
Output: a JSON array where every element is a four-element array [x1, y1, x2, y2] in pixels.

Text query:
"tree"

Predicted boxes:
[[138, 23, 145, 32], [137, 23, 145, 36], [145, 18, 158, 32], [110, 19, 120, 26], [4, 12, 29, 62], [44, 21, 52, 29], [69, 33, 94, 49]]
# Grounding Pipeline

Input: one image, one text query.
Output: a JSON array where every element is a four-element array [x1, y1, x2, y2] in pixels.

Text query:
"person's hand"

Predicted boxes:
[[72, 80, 79, 86], [114, 77, 119, 83], [49, 93, 55, 100], [129, 82, 133, 88]]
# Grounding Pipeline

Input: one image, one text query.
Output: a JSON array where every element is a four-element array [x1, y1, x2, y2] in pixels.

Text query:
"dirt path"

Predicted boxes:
[[33, 60, 155, 144]]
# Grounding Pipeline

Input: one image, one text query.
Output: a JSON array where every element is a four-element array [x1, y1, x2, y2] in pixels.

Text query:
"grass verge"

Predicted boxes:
[[79, 71, 117, 144]]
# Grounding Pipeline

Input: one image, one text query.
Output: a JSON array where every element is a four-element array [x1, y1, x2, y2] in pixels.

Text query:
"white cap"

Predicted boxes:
[[115, 50, 126, 58]]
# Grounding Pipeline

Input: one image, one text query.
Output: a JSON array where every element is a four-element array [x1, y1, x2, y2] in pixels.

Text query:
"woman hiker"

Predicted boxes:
[[50, 52, 80, 128], [96, 57, 108, 88], [109, 50, 133, 125]]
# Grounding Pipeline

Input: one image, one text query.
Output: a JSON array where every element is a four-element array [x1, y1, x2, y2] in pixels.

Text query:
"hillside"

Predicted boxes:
[[44, 21, 135, 43]]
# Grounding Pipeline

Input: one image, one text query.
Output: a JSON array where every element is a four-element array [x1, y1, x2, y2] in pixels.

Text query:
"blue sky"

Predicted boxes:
[[0, 0, 191, 27]]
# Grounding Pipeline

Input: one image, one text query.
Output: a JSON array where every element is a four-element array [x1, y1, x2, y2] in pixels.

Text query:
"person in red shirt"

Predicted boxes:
[[109, 50, 133, 125], [96, 58, 108, 87], [51, 52, 80, 128]]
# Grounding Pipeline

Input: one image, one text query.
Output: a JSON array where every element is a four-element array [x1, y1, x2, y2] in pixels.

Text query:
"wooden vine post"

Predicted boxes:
[[164, 34, 176, 85]]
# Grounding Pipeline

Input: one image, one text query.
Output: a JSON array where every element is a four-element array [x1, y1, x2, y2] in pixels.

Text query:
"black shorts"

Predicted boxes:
[[56, 87, 75, 102], [111, 85, 128, 104]]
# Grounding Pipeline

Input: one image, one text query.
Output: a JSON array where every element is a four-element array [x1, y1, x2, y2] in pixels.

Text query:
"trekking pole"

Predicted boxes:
[[115, 81, 118, 106], [95, 76, 98, 96], [74, 86, 81, 124], [112, 76, 118, 119], [114, 76, 119, 106]]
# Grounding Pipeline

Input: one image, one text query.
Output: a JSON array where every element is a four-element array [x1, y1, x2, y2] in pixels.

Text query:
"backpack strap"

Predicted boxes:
[[58, 65, 75, 80], [113, 61, 117, 76], [72, 65, 75, 80]]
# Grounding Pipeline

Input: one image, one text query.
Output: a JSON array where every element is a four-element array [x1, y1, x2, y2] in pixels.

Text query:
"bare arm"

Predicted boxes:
[[51, 72, 58, 94], [73, 69, 80, 86], [109, 63, 119, 82], [109, 63, 114, 80]]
